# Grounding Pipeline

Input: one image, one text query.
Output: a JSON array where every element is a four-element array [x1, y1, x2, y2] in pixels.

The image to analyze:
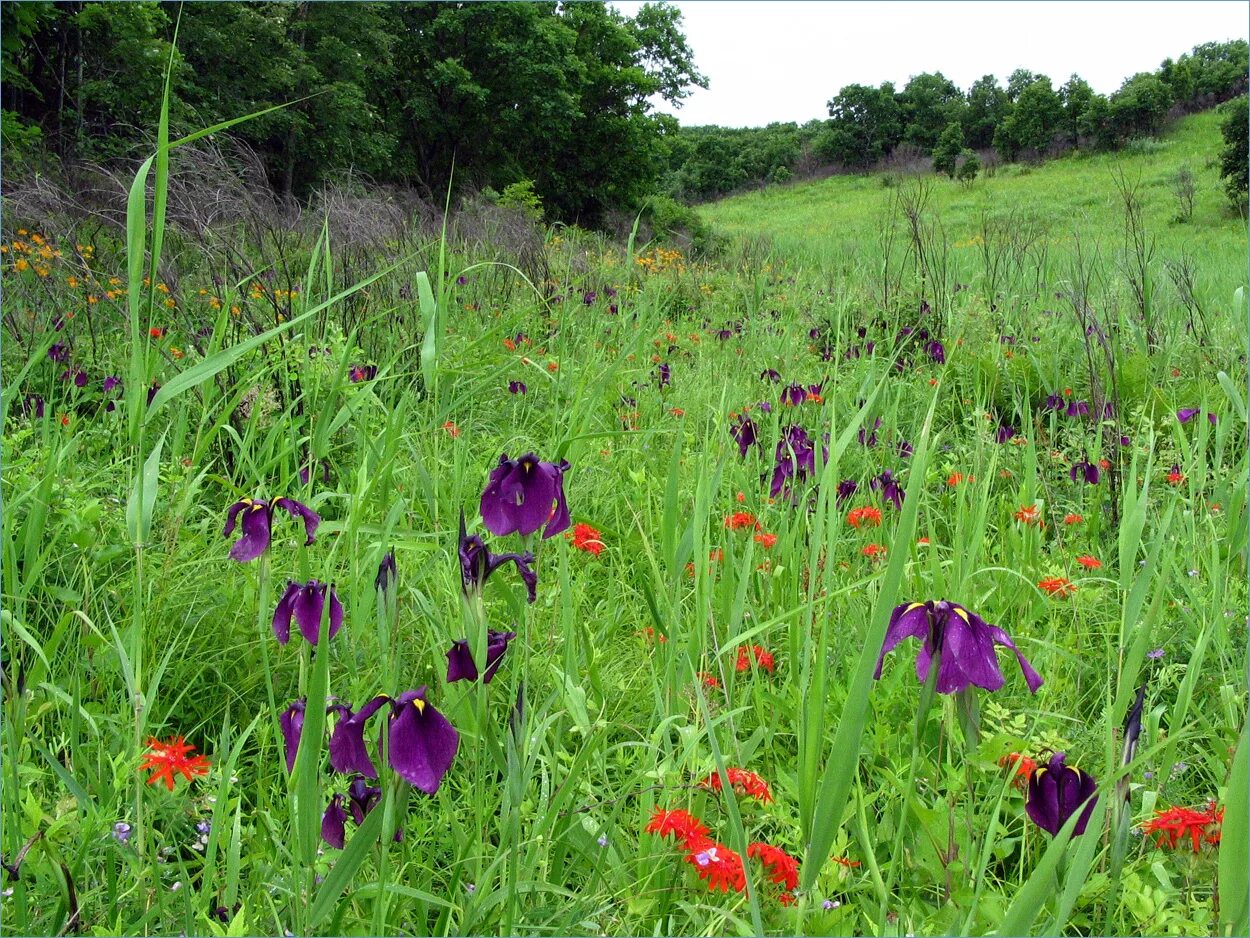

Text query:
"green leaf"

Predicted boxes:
[[1218, 723, 1249, 936]]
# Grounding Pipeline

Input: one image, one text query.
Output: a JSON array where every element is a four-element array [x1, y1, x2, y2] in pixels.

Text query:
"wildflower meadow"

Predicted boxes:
[[2, 41, 1249, 938]]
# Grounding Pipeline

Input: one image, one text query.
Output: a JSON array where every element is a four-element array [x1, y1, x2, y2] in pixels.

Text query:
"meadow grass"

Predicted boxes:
[[0, 106, 1247, 937]]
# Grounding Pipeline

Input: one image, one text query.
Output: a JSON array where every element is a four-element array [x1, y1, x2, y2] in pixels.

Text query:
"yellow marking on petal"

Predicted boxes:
[[954, 607, 970, 624], [905, 602, 925, 613], [249, 502, 266, 512], [412, 698, 426, 714], [1035, 767, 1047, 778], [241, 497, 253, 507], [1067, 765, 1081, 775]]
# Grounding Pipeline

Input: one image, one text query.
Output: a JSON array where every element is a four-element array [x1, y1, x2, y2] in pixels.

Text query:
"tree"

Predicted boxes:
[[1059, 74, 1094, 146], [899, 72, 965, 151], [994, 76, 1062, 159], [1006, 68, 1040, 101], [955, 149, 980, 185], [824, 82, 902, 167], [1108, 73, 1173, 140], [931, 121, 964, 177], [1219, 94, 1248, 206], [964, 74, 1007, 149]]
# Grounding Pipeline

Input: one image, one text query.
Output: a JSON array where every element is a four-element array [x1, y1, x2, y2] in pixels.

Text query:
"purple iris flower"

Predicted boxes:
[[770, 425, 823, 499], [375, 551, 397, 593], [1066, 400, 1090, 418], [348, 364, 377, 383], [323, 777, 399, 849], [844, 345, 861, 361], [731, 415, 759, 458], [326, 689, 459, 794], [103, 376, 121, 394], [996, 425, 1016, 444], [272, 580, 344, 646], [456, 275, 468, 286], [223, 497, 321, 562], [859, 418, 881, 448], [509, 380, 527, 395], [48, 343, 69, 363], [896, 439, 914, 459], [836, 479, 858, 506], [757, 400, 773, 414], [459, 513, 537, 602], [74, 370, 89, 388], [147, 382, 160, 406], [1044, 394, 1063, 411], [871, 470, 905, 510], [760, 369, 781, 383], [21, 394, 45, 418], [1070, 460, 1100, 484], [875, 600, 1044, 695], [480, 453, 571, 539], [780, 383, 806, 406], [299, 459, 331, 486], [655, 363, 671, 388], [445, 629, 517, 684], [926, 340, 946, 364], [280, 699, 306, 773], [583, 291, 597, 305], [1025, 753, 1098, 837]]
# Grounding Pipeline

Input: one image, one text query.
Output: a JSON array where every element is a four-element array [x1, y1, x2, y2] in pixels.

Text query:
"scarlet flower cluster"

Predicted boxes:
[[754, 532, 778, 549], [139, 736, 211, 790], [847, 506, 882, 528], [699, 767, 774, 803], [999, 751, 1037, 790], [1038, 576, 1077, 597], [735, 644, 775, 673], [1014, 504, 1041, 525], [724, 512, 760, 531], [566, 522, 604, 556], [1141, 803, 1224, 852], [645, 805, 802, 903]]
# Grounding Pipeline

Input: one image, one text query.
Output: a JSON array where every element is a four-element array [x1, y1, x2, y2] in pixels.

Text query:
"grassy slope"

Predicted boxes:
[[699, 111, 1247, 301]]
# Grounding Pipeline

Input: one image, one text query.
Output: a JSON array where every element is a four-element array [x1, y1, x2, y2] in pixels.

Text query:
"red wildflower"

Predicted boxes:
[[646, 807, 710, 847], [861, 542, 886, 558], [754, 532, 777, 549], [747, 842, 799, 892], [916, 537, 930, 546], [502, 338, 516, 351], [1038, 576, 1077, 597], [947, 472, 974, 486], [138, 736, 211, 790], [566, 522, 604, 556], [1167, 469, 1185, 485], [847, 506, 882, 528], [638, 626, 667, 645], [442, 420, 460, 438], [698, 671, 721, 689], [1141, 803, 1224, 852], [701, 767, 774, 804], [831, 855, 862, 868], [1014, 504, 1041, 525], [684, 840, 747, 893], [1076, 555, 1101, 569], [999, 752, 1037, 790], [149, 327, 165, 339], [735, 491, 746, 503], [735, 644, 775, 673], [1064, 513, 1084, 525], [725, 512, 759, 531]]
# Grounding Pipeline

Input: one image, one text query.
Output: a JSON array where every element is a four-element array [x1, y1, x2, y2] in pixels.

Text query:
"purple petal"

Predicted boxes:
[[329, 696, 388, 777], [939, 606, 1004, 694], [228, 501, 272, 562], [272, 581, 300, 645], [1177, 408, 1199, 424], [875, 603, 930, 679], [279, 699, 306, 773], [388, 688, 459, 794], [986, 624, 1044, 693], [445, 640, 478, 683], [321, 795, 347, 849], [276, 497, 320, 546]]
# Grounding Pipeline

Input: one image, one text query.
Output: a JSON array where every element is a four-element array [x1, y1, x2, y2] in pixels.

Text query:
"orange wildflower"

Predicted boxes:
[[1038, 576, 1077, 597], [139, 736, 211, 790]]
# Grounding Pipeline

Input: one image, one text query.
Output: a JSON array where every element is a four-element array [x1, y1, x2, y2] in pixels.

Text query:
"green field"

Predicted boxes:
[[2, 103, 1247, 937]]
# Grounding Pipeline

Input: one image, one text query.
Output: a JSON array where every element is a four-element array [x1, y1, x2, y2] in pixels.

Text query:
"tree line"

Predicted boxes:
[[1, 1, 705, 225], [665, 40, 1248, 202]]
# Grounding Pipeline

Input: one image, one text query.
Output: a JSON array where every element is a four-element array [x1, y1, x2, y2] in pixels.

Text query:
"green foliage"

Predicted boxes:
[[963, 75, 1008, 149], [931, 121, 965, 178], [954, 149, 980, 185], [498, 179, 545, 221], [900, 71, 966, 151], [1219, 94, 1248, 206], [994, 75, 1063, 159], [823, 82, 903, 168]]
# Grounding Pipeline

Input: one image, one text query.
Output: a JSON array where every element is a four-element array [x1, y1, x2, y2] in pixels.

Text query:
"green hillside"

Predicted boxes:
[[700, 111, 1246, 299]]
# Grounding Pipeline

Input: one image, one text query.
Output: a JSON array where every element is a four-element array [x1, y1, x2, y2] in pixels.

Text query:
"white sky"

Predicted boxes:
[[611, 1, 1250, 127]]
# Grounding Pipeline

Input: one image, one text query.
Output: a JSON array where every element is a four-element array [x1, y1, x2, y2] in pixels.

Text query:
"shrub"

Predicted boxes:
[[1219, 94, 1248, 207], [498, 179, 544, 221]]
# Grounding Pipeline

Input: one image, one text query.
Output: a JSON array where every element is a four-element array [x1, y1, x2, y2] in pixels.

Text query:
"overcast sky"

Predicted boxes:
[[610, 1, 1250, 127]]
